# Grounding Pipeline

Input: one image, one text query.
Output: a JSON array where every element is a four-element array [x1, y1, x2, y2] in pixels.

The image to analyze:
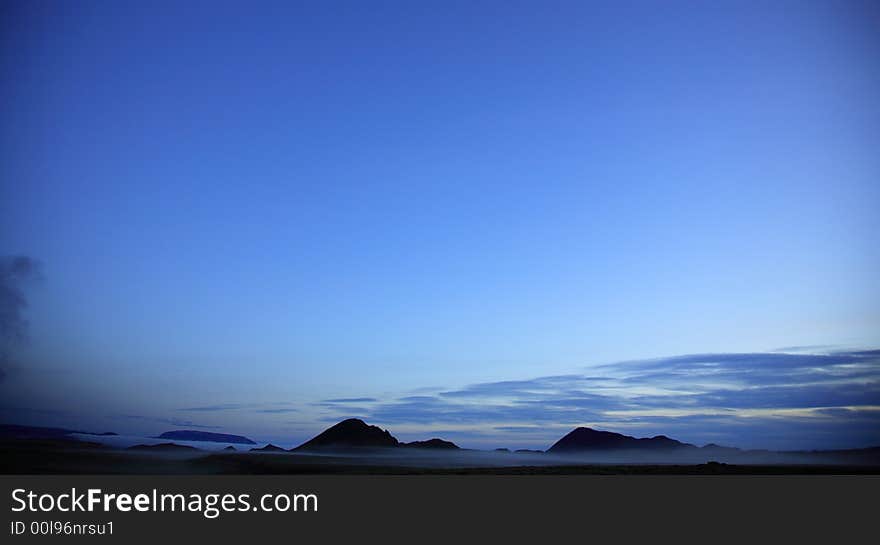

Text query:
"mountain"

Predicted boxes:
[[0, 424, 116, 439], [402, 438, 459, 450], [126, 443, 199, 452], [293, 418, 399, 451], [156, 430, 256, 444], [223, 446, 237, 451], [701, 443, 742, 455], [250, 444, 285, 452], [548, 427, 695, 453]]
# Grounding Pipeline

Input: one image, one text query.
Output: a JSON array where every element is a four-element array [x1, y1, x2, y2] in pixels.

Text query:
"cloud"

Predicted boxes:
[[597, 409, 880, 451], [772, 344, 838, 353], [607, 351, 880, 389], [119, 415, 222, 429], [686, 383, 880, 410], [177, 402, 301, 415], [317, 349, 880, 449], [177, 403, 256, 412], [438, 375, 611, 399], [0, 256, 43, 381], [0, 405, 72, 418], [321, 397, 378, 403]]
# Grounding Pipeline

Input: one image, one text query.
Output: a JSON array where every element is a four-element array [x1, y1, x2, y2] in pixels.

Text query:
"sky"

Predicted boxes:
[[1, 1, 879, 450]]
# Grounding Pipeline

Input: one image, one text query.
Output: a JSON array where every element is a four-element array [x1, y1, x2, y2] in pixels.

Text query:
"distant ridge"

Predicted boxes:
[[548, 427, 695, 453], [0, 424, 117, 439], [126, 443, 199, 452], [250, 444, 285, 452], [293, 418, 399, 451], [4, 420, 880, 469], [156, 430, 256, 444], [402, 438, 459, 450]]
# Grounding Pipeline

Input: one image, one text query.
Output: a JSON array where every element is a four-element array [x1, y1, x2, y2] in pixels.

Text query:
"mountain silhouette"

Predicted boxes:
[[548, 427, 695, 453], [4, 418, 880, 471], [250, 443, 286, 452], [293, 418, 399, 451], [700, 443, 743, 455], [402, 438, 459, 449], [156, 430, 256, 444], [1, 424, 116, 439], [126, 443, 199, 452]]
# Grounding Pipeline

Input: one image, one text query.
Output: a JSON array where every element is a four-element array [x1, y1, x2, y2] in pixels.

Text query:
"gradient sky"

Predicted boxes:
[[1, 1, 879, 449]]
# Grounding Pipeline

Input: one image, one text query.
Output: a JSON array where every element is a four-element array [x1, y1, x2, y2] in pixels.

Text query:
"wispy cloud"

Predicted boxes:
[[317, 349, 880, 449], [177, 403, 257, 412], [177, 402, 298, 413], [119, 415, 222, 429], [771, 344, 839, 353]]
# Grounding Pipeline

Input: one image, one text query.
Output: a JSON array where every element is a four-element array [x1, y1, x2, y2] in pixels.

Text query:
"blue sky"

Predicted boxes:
[[1, 1, 878, 449]]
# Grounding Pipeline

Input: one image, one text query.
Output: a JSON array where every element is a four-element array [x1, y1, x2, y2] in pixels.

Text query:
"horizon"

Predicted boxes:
[[4, 347, 879, 451], [6, 406, 880, 453], [2, 2, 879, 452]]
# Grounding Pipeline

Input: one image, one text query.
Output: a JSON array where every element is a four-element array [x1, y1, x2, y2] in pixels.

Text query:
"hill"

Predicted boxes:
[[250, 444, 286, 452], [156, 430, 256, 444], [293, 418, 399, 450], [402, 438, 459, 449], [126, 443, 199, 452], [0, 424, 117, 439], [548, 427, 695, 453]]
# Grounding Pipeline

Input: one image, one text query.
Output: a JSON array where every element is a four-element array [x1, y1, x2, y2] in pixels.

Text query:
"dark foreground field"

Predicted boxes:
[[3, 438, 879, 475]]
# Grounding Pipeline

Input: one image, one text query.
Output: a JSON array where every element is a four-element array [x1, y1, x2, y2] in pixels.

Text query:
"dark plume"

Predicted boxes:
[[0, 255, 43, 380]]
